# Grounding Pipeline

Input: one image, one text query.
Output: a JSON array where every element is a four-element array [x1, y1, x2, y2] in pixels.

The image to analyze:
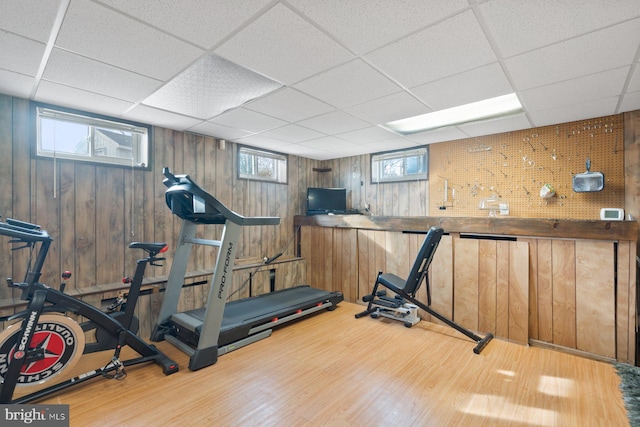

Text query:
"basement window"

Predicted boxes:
[[34, 103, 150, 169], [371, 146, 428, 183], [238, 145, 287, 183]]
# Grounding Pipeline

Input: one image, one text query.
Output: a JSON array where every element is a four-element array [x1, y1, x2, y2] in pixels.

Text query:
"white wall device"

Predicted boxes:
[[600, 208, 624, 221]]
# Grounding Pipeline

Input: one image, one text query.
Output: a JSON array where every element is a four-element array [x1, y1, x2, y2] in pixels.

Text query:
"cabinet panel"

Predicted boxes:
[[575, 240, 615, 358], [454, 238, 479, 331], [430, 235, 453, 323], [551, 240, 577, 348], [300, 223, 634, 361]]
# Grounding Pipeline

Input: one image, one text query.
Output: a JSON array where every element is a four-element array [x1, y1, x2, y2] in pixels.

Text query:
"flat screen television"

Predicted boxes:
[[306, 187, 347, 215]]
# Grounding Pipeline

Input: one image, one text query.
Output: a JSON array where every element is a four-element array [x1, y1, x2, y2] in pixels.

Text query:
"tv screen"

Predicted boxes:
[[306, 187, 346, 214]]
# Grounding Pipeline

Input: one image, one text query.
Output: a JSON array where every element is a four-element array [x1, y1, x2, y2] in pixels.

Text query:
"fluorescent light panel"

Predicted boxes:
[[383, 93, 522, 135]]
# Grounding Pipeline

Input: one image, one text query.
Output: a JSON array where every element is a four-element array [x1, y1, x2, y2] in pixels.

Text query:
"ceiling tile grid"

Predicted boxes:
[[42, 49, 163, 102], [293, 59, 402, 109], [0, 0, 63, 43], [286, 0, 469, 55], [364, 10, 498, 88], [243, 88, 334, 123], [35, 80, 134, 117], [54, 0, 204, 81], [213, 3, 354, 85], [0, 31, 46, 76], [0, 0, 638, 160], [95, 0, 274, 50]]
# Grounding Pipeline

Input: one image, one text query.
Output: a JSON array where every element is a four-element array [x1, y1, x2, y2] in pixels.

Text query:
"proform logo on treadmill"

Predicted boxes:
[[0, 317, 80, 385], [217, 242, 233, 299]]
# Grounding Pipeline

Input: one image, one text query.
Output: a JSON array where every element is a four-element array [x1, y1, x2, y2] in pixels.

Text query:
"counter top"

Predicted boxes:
[[294, 215, 638, 241]]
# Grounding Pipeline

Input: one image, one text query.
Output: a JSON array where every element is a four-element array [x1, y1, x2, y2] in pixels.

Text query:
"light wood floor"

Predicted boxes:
[[32, 302, 628, 426]]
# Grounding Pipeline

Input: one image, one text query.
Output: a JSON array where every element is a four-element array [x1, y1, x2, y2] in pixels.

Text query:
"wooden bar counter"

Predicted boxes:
[[294, 214, 638, 363]]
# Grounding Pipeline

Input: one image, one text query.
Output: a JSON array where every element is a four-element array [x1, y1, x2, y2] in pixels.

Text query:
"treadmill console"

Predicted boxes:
[[162, 167, 280, 226]]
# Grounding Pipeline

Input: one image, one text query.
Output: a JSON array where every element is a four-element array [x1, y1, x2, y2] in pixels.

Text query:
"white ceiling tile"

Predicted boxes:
[[336, 126, 400, 144], [411, 63, 514, 109], [345, 91, 431, 125], [0, 0, 637, 161], [188, 121, 253, 141], [299, 136, 364, 156], [506, 19, 640, 90], [277, 143, 333, 159], [34, 81, 134, 117], [365, 10, 496, 88], [0, 0, 62, 42], [214, 3, 353, 84], [260, 124, 325, 143], [360, 137, 418, 152], [481, 0, 640, 58], [42, 49, 163, 101], [458, 113, 532, 137], [296, 111, 370, 134], [244, 88, 334, 122], [123, 105, 204, 131], [0, 32, 45, 76], [96, 0, 273, 49], [210, 108, 287, 133], [0, 69, 35, 98], [294, 59, 401, 108], [55, 0, 203, 80], [288, 0, 469, 54], [520, 67, 629, 112], [404, 127, 469, 144], [142, 53, 282, 120], [620, 90, 640, 113], [628, 64, 640, 93], [528, 96, 620, 127], [234, 134, 292, 150]]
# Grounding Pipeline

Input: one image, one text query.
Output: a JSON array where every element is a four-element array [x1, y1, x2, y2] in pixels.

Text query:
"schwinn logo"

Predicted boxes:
[[0, 318, 81, 385], [217, 242, 233, 299], [18, 311, 38, 353]]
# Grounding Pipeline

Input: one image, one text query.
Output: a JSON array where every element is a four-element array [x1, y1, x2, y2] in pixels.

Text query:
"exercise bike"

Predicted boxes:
[[0, 217, 179, 404]]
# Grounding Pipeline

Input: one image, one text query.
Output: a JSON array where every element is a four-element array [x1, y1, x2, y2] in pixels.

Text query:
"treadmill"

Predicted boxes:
[[150, 168, 343, 371]]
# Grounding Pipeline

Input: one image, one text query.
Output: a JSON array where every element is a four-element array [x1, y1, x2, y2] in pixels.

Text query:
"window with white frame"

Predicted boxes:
[[238, 146, 287, 183], [34, 103, 150, 168], [371, 146, 428, 183]]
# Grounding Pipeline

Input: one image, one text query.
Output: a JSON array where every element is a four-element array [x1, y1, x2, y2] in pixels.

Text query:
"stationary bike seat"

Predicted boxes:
[[129, 242, 168, 255]]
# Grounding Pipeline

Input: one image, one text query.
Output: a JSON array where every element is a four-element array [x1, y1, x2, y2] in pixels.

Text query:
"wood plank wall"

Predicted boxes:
[[303, 227, 529, 345], [524, 237, 636, 361], [300, 223, 637, 361], [321, 111, 640, 226], [2, 94, 638, 362], [0, 94, 324, 305]]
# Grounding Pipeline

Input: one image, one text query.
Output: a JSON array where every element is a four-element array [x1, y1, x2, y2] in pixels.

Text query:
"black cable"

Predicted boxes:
[[226, 225, 301, 301]]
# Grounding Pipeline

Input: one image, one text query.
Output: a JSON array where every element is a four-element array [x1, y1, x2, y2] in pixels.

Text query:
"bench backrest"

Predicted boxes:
[[404, 227, 444, 296]]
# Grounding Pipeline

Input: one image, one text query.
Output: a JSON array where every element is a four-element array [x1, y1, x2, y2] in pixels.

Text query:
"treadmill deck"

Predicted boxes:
[[169, 285, 343, 347]]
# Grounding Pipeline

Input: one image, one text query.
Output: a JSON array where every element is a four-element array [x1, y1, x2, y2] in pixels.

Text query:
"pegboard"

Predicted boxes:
[[429, 114, 624, 220]]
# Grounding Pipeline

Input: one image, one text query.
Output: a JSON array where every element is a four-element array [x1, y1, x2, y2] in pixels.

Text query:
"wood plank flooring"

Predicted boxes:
[[34, 302, 628, 426]]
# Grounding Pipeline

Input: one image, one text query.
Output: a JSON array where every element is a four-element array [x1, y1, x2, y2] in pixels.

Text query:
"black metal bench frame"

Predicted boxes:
[[355, 226, 493, 354]]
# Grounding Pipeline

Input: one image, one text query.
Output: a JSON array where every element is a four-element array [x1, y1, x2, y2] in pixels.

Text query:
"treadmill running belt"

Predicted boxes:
[[172, 286, 339, 347]]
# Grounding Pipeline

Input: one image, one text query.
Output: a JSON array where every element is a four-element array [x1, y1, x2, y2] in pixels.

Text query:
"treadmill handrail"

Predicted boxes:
[[0, 220, 51, 243], [162, 167, 280, 226]]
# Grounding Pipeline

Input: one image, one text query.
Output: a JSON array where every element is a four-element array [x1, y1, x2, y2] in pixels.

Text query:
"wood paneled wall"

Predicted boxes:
[[322, 112, 640, 225], [318, 155, 430, 216], [0, 94, 324, 303], [300, 223, 636, 361], [524, 237, 637, 361], [321, 229, 530, 345]]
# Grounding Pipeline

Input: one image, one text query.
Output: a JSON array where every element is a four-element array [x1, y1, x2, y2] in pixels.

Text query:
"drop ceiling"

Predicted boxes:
[[1, 0, 639, 160]]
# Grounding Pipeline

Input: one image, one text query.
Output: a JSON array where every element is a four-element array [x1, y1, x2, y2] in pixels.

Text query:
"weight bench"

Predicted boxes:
[[355, 226, 493, 354]]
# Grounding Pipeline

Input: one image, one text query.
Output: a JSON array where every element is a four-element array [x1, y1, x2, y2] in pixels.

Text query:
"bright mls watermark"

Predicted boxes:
[[1, 405, 69, 426]]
